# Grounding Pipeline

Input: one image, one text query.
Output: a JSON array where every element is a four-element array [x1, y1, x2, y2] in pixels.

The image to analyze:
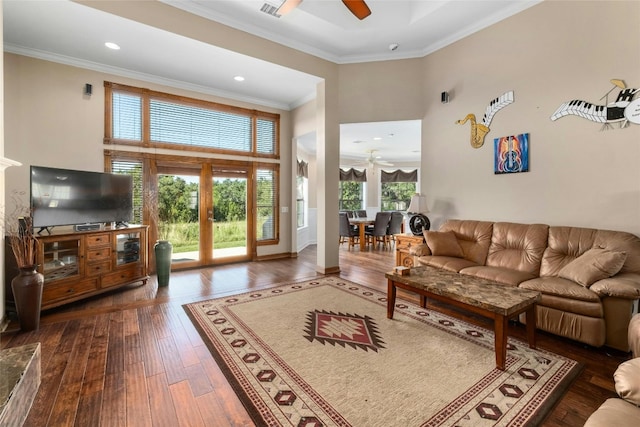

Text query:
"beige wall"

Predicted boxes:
[[419, 0, 640, 234], [338, 58, 425, 124], [3, 54, 293, 258]]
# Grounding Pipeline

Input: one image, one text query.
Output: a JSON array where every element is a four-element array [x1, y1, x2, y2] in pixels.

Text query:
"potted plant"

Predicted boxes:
[[6, 206, 43, 331]]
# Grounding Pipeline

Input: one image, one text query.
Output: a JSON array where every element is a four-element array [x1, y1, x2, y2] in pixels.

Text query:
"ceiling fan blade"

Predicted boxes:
[[376, 160, 394, 166], [278, 0, 302, 15], [342, 0, 371, 20]]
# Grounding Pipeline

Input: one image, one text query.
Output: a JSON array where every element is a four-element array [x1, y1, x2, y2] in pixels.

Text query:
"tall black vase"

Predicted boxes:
[[154, 240, 173, 287], [11, 265, 44, 332]]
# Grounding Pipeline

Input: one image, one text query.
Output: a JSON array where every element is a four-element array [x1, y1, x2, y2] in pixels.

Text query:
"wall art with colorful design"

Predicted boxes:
[[494, 133, 529, 174]]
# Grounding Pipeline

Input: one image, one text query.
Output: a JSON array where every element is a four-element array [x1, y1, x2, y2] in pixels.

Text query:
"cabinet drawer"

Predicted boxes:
[[86, 234, 111, 248], [42, 279, 98, 304], [87, 248, 111, 261], [101, 266, 143, 288], [87, 261, 111, 277]]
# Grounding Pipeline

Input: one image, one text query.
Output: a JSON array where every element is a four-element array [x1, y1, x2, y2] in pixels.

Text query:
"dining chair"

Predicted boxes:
[[354, 210, 368, 218], [340, 210, 354, 218], [339, 212, 359, 248], [386, 211, 404, 245], [365, 211, 392, 248]]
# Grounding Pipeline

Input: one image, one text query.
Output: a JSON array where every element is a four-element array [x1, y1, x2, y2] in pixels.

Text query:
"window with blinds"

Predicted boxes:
[[105, 82, 279, 157], [150, 99, 252, 150], [110, 159, 144, 224], [256, 168, 277, 242], [256, 118, 276, 155], [112, 92, 142, 141]]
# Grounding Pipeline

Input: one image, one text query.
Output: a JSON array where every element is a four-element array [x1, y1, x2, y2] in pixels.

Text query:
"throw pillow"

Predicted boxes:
[[558, 247, 627, 287], [614, 358, 640, 406], [423, 230, 464, 258]]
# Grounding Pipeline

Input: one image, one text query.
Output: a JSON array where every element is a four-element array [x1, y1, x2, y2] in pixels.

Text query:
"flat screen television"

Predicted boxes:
[[30, 166, 133, 229]]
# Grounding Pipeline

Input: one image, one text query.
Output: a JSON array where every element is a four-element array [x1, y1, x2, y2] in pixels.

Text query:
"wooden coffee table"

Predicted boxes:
[[386, 266, 541, 370]]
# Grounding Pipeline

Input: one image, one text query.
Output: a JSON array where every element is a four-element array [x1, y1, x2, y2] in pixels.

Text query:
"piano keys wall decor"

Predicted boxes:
[[456, 91, 514, 149], [550, 79, 640, 130], [494, 133, 529, 175]]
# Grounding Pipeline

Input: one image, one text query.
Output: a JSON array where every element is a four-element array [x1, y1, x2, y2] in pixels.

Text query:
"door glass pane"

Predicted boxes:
[[212, 175, 247, 259], [42, 239, 80, 282], [157, 174, 200, 263]]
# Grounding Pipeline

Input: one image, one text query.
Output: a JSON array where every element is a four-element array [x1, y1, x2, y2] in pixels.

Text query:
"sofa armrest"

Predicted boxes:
[[590, 273, 640, 299], [615, 358, 640, 406], [409, 244, 431, 257]]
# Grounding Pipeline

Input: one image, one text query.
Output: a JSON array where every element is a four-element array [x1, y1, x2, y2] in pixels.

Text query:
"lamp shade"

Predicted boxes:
[[407, 194, 428, 214]]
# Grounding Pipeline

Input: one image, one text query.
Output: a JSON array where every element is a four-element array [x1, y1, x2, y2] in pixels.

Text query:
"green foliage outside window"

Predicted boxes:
[[213, 178, 247, 222], [339, 181, 363, 211], [381, 182, 416, 211]]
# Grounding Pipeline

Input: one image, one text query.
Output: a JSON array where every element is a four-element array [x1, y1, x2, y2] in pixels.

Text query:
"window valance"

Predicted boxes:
[[297, 159, 308, 178], [339, 168, 367, 182], [381, 169, 418, 183]]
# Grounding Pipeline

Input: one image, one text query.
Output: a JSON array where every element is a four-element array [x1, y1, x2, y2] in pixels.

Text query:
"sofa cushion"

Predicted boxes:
[[557, 248, 627, 287], [424, 230, 463, 257], [541, 226, 640, 277], [615, 358, 640, 406], [416, 256, 479, 273], [485, 222, 549, 276], [459, 266, 535, 287], [439, 219, 494, 265]]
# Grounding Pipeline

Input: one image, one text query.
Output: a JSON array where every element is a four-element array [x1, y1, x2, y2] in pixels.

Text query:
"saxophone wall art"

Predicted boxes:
[[456, 91, 514, 148]]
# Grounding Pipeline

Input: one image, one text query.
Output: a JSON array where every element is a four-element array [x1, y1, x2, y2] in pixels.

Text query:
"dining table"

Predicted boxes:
[[348, 217, 375, 251]]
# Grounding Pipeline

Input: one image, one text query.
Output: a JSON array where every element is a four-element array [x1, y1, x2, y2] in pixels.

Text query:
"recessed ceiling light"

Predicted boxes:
[[234, 76, 245, 82], [373, 137, 382, 141], [105, 42, 120, 50]]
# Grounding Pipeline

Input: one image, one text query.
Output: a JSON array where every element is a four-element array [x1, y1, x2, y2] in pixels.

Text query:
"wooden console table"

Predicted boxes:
[[386, 266, 541, 370], [5, 225, 149, 312]]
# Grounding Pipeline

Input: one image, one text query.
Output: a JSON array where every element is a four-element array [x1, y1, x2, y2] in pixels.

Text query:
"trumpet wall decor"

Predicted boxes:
[[456, 91, 514, 148]]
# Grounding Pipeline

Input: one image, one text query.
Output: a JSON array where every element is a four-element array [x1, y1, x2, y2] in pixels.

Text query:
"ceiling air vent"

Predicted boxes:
[[260, 2, 282, 18]]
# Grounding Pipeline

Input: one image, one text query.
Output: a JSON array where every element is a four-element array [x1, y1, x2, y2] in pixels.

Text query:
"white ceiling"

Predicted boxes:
[[3, 0, 539, 163]]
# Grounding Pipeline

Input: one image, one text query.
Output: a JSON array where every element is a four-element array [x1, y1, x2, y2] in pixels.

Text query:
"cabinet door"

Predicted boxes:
[[38, 236, 84, 282], [114, 231, 142, 266]]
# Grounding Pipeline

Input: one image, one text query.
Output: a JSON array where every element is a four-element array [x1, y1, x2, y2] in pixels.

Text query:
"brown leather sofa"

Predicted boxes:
[[584, 313, 640, 426], [409, 219, 640, 351]]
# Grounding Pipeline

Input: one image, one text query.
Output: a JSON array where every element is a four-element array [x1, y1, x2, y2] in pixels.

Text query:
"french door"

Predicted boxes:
[[211, 166, 251, 262], [156, 166, 202, 269], [155, 162, 252, 269]]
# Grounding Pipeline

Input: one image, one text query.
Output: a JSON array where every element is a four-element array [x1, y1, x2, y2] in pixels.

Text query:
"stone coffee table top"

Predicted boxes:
[[386, 266, 541, 316]]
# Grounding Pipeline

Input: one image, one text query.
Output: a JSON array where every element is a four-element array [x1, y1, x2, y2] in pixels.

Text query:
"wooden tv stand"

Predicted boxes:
[[5, 225, 149, 312]]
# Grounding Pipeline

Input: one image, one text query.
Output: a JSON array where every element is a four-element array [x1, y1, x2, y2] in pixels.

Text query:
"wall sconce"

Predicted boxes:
[[441, 91, 450, 104], [84, 83, 92, 96]]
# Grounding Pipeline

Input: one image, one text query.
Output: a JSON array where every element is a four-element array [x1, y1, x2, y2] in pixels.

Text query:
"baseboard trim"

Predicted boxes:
[[316, 265, 340, 275]]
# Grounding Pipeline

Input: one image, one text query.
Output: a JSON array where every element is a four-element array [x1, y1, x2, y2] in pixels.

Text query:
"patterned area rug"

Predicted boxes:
[[184, 276, 580, 426]]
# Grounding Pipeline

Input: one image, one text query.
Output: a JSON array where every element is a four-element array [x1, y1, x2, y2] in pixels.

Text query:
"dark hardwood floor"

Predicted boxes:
[[1, 244, 629, 426]]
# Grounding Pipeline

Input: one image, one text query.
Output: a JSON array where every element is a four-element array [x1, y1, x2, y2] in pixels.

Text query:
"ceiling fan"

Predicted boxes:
[[269, 0, 372, 20], [355, 149, 394, 167]]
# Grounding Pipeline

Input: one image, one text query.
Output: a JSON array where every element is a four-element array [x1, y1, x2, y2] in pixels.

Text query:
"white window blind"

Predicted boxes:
[[256, 118, 276, 154], [150, 99, 251, 151], [112, 92, 142, 141], [257, 169, 276, 241], [111, 159, 143, 224]]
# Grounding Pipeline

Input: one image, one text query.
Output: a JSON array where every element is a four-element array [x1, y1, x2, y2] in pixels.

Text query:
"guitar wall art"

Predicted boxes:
[[494, 133, 529, 174], [551, 79, 640, 130]]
